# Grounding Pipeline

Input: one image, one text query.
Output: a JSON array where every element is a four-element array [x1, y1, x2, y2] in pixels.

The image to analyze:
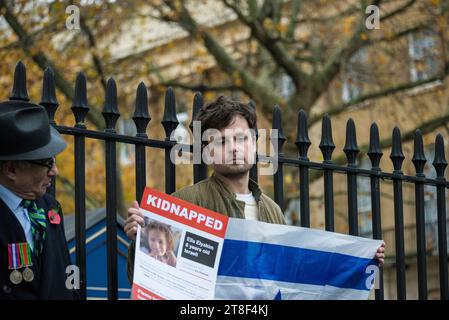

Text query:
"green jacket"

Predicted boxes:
[[126, 172, 285, 283]]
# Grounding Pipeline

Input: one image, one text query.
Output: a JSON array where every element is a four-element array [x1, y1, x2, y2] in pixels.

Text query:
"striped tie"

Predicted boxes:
[[21, 200, 47, 255]]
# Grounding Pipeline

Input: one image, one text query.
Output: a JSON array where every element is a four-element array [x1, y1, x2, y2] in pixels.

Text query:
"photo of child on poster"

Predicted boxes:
[[139, 218, 181, 268]]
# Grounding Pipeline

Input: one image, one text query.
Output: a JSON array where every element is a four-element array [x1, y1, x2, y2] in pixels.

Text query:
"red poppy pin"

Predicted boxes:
[[48, 208, 61, 225]]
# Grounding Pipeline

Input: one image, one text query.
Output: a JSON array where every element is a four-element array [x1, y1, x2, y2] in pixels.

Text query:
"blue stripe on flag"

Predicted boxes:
[[218, 239, 377, 291]]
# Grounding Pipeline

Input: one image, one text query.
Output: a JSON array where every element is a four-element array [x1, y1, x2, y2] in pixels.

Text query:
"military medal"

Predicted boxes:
[[8, 243, 34, 284], [22, 267, 34, 282], [8, 243, 23, 284], [19, 243, 34, 282], [10, 269, 22, 285]]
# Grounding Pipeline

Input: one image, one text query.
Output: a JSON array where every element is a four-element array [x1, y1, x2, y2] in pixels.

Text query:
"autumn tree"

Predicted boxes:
[[1, 0, 449, 212]]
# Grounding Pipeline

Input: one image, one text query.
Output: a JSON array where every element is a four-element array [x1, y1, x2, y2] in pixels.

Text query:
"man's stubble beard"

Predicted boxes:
[[213, 163, 254, 179]]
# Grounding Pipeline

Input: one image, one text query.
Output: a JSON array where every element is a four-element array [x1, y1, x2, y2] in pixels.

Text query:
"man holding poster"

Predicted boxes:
[[125, 96, 385, 299], [131, 188, 228, 300], [125, 96, 288, 283]]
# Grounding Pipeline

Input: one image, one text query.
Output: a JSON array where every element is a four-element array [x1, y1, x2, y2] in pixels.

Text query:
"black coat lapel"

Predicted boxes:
[[36, 195, 77, 300]]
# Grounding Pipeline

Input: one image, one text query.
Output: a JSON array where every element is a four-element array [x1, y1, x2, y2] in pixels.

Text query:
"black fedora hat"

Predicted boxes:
[[0, 100, 67, 160]]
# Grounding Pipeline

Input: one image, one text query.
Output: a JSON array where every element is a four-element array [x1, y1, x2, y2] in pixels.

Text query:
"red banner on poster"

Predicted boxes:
[[140, 188, 228, 238]]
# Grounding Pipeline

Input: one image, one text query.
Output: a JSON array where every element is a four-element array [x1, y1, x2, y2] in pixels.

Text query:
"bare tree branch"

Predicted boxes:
[[155, 0, 285, 114], [71, 1, 129, 216], [0, 20, 62, 51], [308, 108, 449, 183], [380, 0, 416, 21], [285, 0, 302, 42], [160, 81, 239, 92], [0, 0, 104, 129], [314, 0, 382, 105], [223, 0, 306, 87], [78, 8, 108, 91], [290, 3, 359, 25], [376, 21, 431, 43], [309, 74, 447, 127]]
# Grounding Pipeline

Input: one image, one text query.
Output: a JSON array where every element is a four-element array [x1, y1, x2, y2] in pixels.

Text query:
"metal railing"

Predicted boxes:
[[3, 61, 449, 300]]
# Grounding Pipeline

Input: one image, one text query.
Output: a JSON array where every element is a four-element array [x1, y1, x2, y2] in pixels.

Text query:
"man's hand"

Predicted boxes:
[[124, 200, 144, 241], [375, 242, 386, 267]]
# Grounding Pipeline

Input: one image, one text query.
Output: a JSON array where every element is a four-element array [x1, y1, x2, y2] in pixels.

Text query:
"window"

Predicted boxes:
[[408, 31, 441, 82], [422, 145, 447, 255], [276, 73, 295, 101], [284, 198, 301, 226], [118, 119, 136, 165], [357, 158, 373, 237], [342, 49, 367, 102]]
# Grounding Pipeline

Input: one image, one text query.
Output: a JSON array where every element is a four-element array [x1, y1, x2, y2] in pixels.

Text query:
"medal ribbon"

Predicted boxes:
[[7, 244, 13, 270], [19, 242, 32, 267], [8, 243, 22, 269], [8, 243, 32, 269]]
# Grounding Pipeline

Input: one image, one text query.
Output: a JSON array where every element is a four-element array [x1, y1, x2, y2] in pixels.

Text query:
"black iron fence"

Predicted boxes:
[[3, 61, 449, 300]]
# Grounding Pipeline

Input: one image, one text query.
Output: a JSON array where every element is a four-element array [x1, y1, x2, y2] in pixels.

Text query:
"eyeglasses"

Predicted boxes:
[[27, 157, 56, 173]]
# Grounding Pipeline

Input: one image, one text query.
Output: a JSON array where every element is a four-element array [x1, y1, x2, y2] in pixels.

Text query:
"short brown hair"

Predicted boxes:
[[195, 96, 257, 137]]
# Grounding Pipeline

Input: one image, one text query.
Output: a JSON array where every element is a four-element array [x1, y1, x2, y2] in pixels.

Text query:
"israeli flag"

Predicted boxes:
[[215, 219, 383, 300]]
